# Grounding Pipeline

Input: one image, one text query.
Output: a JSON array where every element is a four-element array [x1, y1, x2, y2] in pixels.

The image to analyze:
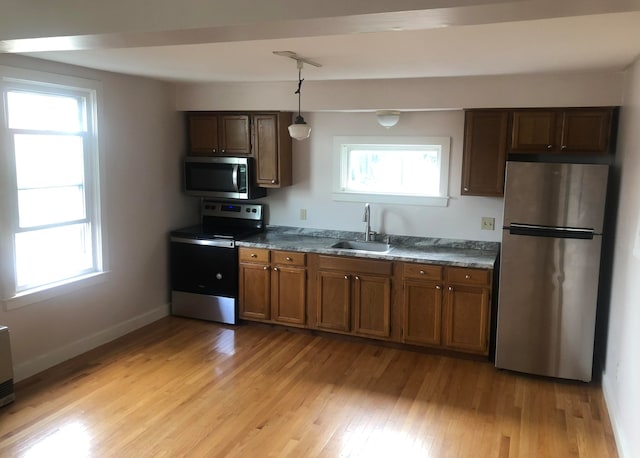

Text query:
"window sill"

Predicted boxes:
[[332, 192, 449, 207], [3, 271, 111, 311]]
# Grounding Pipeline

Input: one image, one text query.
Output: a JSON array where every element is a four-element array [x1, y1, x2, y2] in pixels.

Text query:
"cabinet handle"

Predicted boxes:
[[263, 266, 270, 270], [355, 276, 360, 280], [419, 270, 425, 275], [221, 149, 226, 153], [464, 187, 469, 191], [448, 286, 454, 291], [250, 253, 257, 258], [344, 275, 349, 280], [285, 257, 292, 261], [271, 179, 277, 184], [212, 148, 217, 153], [561, 145, 567, 150], [273, 267, 279, 272], [547, 145, 552, 150], [465, 274, 471, 279], [435, 285, 441, 290]]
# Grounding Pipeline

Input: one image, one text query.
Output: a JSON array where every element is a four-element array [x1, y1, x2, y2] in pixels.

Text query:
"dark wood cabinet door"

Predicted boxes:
[[353, 274, 391, 338], [188, 114, 219, 155], [442, 285, 489, 355], [239, 263, 271, 320], [253, 114, 279, 185], [461, 110, 508, 197], [403, 279, 443, 346], [510, 110, 558, 152], [271, 266, 306, 325], [220, 115, 250, 155], [316, 270, 351, 332], [560, 109, 613, 154]]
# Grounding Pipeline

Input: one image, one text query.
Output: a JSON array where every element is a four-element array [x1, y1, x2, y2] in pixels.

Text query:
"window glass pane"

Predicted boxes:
[[15, 223, 93, 290], [7, 91, 82, 132], [18, 186, 85, 228], [14, 134, 84, 188], [345, 147, 440, 196]]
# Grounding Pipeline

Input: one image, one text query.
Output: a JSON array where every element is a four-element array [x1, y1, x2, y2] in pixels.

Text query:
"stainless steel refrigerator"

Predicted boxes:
[[495, 161, 608, 382]]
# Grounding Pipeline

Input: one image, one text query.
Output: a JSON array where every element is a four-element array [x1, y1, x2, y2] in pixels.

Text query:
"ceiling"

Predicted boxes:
[[2, 1, 640, 83]]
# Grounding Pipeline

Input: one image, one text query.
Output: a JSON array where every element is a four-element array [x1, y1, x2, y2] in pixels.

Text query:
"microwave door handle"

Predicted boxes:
[[232, 164, 240, 192]]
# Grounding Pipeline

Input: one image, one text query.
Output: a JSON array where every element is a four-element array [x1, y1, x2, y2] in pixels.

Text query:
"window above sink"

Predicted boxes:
[[332, 135, 450, 207]]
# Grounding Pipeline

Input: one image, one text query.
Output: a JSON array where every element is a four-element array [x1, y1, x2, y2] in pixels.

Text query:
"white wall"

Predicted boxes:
[[263, 110, 503, 242], [601, 57, 640, 458], [0, 55, 197, 381]]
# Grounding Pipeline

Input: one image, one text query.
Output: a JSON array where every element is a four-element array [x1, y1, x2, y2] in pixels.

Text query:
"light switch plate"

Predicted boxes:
[[481, 217, 495, 231]]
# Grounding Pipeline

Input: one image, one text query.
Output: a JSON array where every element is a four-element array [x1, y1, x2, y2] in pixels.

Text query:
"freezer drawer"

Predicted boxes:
[[495, 231, 602, 381]]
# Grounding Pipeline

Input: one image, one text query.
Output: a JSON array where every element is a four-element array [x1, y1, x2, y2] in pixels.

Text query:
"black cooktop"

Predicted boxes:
[[171, 200, 265, 241]]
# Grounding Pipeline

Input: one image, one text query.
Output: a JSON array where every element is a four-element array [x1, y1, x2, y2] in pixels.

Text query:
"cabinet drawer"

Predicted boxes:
[[272, 250, 306, 266], [239, 247, 270, 263], [318, 255, 392, 276], [446, 267, 490, 286], [403, 263, 443, 281]]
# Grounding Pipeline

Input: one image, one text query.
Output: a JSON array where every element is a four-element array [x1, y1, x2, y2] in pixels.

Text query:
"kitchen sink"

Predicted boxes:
[[330, 240, 392, 253]]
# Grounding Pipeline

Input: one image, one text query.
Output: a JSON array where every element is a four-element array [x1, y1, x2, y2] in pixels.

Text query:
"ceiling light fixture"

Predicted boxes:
[[376, 110, 401, 128], [273, 51, 321, 141]]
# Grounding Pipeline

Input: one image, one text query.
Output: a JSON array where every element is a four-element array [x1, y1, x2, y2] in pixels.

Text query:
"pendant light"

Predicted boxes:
[[288, 60, 311, 140], [273, 51, 321, 141]]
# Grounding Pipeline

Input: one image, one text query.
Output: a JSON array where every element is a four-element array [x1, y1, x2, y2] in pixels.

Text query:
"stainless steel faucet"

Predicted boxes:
[[363, 203, 373, 241]]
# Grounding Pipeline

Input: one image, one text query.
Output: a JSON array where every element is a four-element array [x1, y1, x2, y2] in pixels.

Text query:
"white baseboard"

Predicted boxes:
[[13, 303, 169, 382], [602, 374, 629, 458]]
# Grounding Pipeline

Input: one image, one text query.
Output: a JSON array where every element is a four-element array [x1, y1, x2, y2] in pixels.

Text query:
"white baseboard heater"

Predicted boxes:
[[0, 326, 15, 407]]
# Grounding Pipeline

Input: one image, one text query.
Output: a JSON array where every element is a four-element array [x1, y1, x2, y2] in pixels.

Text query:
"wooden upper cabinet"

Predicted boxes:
[[219, 115, 251, 155], [560, 109, 613, 153], [461, 110, 508, 197], [510, 108, 615, 155], [511, 110, 558, 152], [252, 113, 293, 188], [187, 112, 250, 156], [188, 114, 219, 156]]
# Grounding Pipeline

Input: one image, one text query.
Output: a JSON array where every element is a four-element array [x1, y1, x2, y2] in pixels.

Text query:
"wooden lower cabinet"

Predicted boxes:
[[239, 248, 306, 325], [315, 255, 392, 339], [401, 262, 492, 356], [442, 284, 490, 354]]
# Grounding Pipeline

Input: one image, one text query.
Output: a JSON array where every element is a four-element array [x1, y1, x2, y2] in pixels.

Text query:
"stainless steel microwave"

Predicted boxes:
[[184, 156, 267, 200]]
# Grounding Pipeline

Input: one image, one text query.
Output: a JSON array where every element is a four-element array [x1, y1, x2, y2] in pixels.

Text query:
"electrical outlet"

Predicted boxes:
[[481, 217, 495, 231], [299, 208, 307, 221]]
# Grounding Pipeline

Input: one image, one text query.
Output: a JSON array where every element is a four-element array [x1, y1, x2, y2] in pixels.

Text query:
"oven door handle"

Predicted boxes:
[[170, 236, 235, 248], [232, 164, 240, 192]]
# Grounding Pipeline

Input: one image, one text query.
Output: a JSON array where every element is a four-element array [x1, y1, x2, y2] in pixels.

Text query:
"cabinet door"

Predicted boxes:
[[253, 113, 293, 188], [220, 115, 250, 155], [442, 285, 490, 354], [188, 114, 219, 155], [510, 110, 557, 152], [461, 110, 508, 196], [271, 266, 306, 325], [403, 279, 442, 346], [239, 263, 271, 320], [316, 270, 351, 332], [353, 274, 391, 338], [560, 109, 612, 154]]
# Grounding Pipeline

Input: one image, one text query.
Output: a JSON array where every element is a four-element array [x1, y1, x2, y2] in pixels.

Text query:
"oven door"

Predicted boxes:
[[170, 237, 239, 323]]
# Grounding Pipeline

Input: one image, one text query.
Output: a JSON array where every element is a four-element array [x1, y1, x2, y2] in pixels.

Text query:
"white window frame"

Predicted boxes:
[[332, 136, 450, 206], [0, 66, 107, 310]]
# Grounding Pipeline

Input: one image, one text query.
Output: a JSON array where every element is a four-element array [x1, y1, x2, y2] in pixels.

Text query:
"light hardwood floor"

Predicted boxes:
[[0, 317, 618, 457]]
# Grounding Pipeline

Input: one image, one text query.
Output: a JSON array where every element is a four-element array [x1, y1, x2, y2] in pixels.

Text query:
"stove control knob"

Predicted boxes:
[[216, 273, 223, 280]]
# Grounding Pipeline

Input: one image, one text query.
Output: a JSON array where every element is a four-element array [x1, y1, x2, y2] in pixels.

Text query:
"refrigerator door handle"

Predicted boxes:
[[508, 223, 595, 240]]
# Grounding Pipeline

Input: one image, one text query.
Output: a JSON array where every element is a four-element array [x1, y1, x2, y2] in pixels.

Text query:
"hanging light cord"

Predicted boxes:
[[294, 67, 304, 116]]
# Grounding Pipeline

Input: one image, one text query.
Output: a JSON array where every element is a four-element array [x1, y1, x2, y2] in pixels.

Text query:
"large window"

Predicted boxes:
[[333, 136, 450, 206], [1, 69, 103, 307]]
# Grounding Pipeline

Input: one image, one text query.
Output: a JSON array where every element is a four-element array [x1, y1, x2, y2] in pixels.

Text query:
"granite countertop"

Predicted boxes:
[[236, 226, 500, 269]]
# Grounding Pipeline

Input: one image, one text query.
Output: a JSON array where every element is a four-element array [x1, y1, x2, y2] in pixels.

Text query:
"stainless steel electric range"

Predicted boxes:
[[169, 200, 264, 324]]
